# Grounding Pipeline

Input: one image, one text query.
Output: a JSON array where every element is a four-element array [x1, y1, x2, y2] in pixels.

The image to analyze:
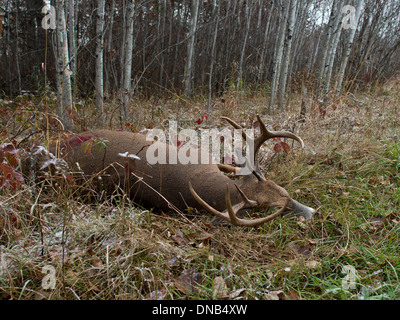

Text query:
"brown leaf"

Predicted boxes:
[[91, 256, 103, 267], [285, 290, 302, 300], [172, 231, 190, 246], [146, 289, 166, 300], [266, 290, 283, 300], [175, 269, 202, 295], [229, 288, 246, 299], [212, 276, 229, 299]]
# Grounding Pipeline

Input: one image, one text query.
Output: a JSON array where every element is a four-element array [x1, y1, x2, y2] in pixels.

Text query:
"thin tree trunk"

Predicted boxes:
[[278, 0, 297, 110], [184, 0, 199, 97], [237, 0, 252, 88], [323, 0, 343, 108], [15, 1, 21, 95], [207, 0, 220, 114], [319, 0, 341, 90], [105, 0, 115, 94], [268, 1, 289, 112], [67, 0, 77, 100], [95, 0, 105, 127], [336, 0, 364, 94], [158, 0, 167, 87], [54, 0, 73, 130], [121, 0, 135, 121], [0, 1, 5, 48], [257, 0, 275, 83]]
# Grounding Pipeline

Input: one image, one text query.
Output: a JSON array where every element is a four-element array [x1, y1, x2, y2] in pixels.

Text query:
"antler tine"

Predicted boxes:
[[255, 115, 305, 149], [189, 181, 287, 227], [225, 184, 288, 227], [221, 115, 304, 181], [222, 115, 305, 151], [220, 116, 249, 142], [189, 182, 231, 221]]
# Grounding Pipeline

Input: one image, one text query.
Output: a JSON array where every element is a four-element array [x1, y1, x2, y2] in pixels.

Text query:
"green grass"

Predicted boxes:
[[1, 82, 400, 300]]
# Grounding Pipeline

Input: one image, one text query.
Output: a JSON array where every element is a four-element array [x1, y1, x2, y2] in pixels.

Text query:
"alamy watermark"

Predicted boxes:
[[41, 265, 56, 289], [145, 121, 255, 176], [342, 5, 358, 30], [341, 265, 359, 290], [42, 4, 56, 30]]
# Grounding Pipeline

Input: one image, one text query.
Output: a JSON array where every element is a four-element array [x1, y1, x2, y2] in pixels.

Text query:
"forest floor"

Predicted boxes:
[[1, 77, 400, 300]]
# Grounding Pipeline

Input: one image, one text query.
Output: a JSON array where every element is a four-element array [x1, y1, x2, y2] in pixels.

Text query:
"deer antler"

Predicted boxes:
[[189, 182, 288, 227], [221, 115, 304, 181]]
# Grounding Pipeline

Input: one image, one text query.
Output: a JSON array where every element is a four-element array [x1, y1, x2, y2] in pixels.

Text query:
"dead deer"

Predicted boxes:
[[30, 116, 316, 227]]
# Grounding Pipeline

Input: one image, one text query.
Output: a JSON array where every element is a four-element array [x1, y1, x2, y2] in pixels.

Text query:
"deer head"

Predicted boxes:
[[189, 115, 316, 227]]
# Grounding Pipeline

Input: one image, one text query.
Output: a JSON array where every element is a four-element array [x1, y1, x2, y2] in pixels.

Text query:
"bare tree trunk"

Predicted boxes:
[[278, 0, 297, 110], [105, 0, 116, 94], [319, 0, 342, 90], [54, 0, 73, 130], [184, 0, 199, 97], [207, 0, 220, 114], [121, 0, 135, 121], [323, 0, 343, 108], [237, 0, 252, 88], [257, 0, 275, 84], [269, 1, 289, 112], [158, 0, 167, 87], [336, 0, 364, 94], [15, 1, 21, 95], [0, 1, 5, 48], [95, 0, 105, 127], [67, 0, 77, 100]]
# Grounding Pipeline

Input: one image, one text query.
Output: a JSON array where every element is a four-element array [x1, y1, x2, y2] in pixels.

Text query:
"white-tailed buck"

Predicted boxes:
[[30, 116, 316, 227]]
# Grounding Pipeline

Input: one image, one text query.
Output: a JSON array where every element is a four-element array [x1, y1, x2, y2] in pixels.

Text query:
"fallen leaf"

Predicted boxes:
[[34, 290, 50, 300], [91, 256, 103, 267], [285, 290, 302, 300], [172, 231, 190, 246], [146, 289, 166, 300], [175, 269, 202, 295], [305, 260, 320, 269], [229, 288, 246, 299], [213, 276, 229, 299], [266, 290, 283, 300]]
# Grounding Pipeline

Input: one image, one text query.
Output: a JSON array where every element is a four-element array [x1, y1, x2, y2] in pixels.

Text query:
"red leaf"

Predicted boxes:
[[274, 143, 282, 153], [281, 142, 291, 153], [64, 174, 75, 186], [70, 135, 91, 147]]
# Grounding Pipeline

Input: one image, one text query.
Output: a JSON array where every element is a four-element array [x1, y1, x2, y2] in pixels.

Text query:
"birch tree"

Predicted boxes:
[[67, 0, 77, 99], [0, 1, 5, 48], [278, 0, 297, 110], [323, 0, 343, 106], [95, 0, 105, 126], [269, 1, 289, 112], [319, 0, 342, 89], [258, 0, 275, 83], [335, 0, 364, 94], [237, 0, 253, 88], [54, 0, 73, 130], [121, 0, 135, 120], [207, 0, 220, 113], [184, 0, 199, 97]]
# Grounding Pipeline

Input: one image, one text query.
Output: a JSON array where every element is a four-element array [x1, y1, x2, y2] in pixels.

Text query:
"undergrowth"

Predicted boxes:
[[1, 77, 400, 300]]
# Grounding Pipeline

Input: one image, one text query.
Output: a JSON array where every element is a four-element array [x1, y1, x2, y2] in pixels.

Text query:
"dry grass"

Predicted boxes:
[[1, 76, 400, 300]]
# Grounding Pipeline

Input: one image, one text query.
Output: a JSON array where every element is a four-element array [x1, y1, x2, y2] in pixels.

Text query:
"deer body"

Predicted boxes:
[[48, 116, 316, 227], [59, 129, 242, 212]]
